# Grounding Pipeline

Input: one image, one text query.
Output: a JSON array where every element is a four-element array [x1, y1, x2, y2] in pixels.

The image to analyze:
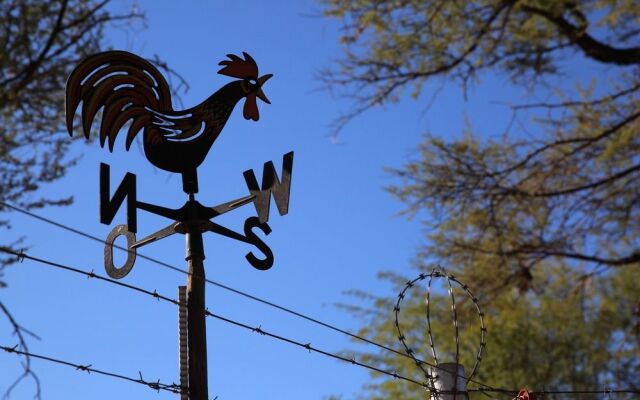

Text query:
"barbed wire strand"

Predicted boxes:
[[0, 345, 187, 395], [398, 271, 487, 383], [4, 249, 640, 398], [0, 201, 499, 390], [395, 269, 488, 395], [0, 248, 432, 390]]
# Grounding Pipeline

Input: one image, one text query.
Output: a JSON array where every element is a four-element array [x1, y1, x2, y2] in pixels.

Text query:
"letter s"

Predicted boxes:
[[243, 216, 274, 270]]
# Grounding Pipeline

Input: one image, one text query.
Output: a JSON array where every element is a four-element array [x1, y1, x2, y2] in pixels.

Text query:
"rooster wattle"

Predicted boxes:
[[65, 50, 272, 192]]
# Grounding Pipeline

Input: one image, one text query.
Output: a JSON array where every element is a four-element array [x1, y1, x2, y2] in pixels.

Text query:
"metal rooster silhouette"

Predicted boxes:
[[64, 50, 293, 275], [65, 50, 272, 193]]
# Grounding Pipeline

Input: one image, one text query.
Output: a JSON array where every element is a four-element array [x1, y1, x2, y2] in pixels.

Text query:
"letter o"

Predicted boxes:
[[104, 224, 136, 279]]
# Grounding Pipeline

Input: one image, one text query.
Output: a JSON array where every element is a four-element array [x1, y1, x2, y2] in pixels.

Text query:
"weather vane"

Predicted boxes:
[[65, 50, 293, 400]]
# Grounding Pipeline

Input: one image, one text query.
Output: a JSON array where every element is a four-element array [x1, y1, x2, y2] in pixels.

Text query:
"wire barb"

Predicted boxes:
[[75, 364, 92, 372], [3, 344, 19, 353]]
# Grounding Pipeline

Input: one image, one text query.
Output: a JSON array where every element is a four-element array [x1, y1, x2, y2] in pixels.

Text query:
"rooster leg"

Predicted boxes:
[[182, 169, 199, 194]]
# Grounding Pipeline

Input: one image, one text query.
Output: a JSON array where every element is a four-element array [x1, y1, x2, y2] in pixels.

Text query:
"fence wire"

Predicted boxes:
[[0, 202, 499, 390], [1, 344, 187, 395], [2, 248, 639, 398]]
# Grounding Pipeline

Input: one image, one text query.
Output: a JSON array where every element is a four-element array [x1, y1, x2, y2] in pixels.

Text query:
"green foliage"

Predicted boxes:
[[322, 0, 640, 128], [323, 0, 640, 397], [345, 266, 640, 399]]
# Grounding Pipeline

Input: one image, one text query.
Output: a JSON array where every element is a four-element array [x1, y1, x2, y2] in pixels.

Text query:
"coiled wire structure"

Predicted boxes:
[[394, 266, 486, 394]]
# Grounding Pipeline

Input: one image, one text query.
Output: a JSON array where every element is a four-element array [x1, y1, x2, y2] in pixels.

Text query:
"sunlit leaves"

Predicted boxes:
[[324, 0, 640, 398]]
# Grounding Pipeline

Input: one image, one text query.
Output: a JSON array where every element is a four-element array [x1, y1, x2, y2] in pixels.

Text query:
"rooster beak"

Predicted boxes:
[[256, 87, 270, 104], [256, 74, 272, 104], [258, 74, 273, 86]]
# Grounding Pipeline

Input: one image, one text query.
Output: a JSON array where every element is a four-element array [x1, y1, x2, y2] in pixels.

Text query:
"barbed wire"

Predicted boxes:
[[0, 201, 500, 390], [0, 345, 187, 395], [395, 268, 486, 389], [3, 248, 640, 398], [0, 248, 434, 390]]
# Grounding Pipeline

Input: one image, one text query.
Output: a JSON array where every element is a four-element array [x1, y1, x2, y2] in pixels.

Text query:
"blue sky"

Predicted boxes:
[[1, 1, 530, 399]]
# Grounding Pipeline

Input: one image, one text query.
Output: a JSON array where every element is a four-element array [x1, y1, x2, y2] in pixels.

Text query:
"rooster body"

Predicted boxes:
[[65, 50, 272, 188]]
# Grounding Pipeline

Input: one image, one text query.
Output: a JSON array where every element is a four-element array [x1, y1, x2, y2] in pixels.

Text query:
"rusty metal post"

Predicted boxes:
[[186, 223, 208, 400], [178, 286, 188, 400]]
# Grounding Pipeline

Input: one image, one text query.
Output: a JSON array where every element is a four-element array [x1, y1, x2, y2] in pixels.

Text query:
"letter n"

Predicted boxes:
[[100, 163, 137, 233], [243, 151, 293, 223]]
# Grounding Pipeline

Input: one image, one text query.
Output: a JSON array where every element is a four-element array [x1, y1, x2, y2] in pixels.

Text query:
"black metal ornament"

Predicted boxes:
[[66, 50, 273, 193], [66, 50, 293, 277]]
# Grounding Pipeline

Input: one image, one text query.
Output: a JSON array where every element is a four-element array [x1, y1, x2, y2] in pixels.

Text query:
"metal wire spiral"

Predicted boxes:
[[394, 266, 487, 392]]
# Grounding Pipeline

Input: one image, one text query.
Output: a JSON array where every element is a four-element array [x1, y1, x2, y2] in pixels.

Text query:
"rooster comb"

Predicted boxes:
[[218, 52, 258, 79]]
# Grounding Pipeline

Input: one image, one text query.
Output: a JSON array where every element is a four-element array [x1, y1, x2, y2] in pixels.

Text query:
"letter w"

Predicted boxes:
[[243, 152, 293, 223]]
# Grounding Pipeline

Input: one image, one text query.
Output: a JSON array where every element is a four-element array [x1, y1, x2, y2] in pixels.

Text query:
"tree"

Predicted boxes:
[[0, 0, 137, 260], [322, 0, 639, 277], [322, 0, 640, 397], [341, 265, 640, 399], [0, 1, 184, 397]]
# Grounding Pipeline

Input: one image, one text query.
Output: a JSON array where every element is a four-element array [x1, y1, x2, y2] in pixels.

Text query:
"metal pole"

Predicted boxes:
[[430, 363, 468, 400], [178, 286, 188, 400], [186, 223, 208, 400]]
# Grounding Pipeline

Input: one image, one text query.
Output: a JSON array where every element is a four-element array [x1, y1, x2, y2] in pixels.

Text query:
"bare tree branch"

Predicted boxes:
[[522, 4, 640, 65], [0, 300, 41, 400]]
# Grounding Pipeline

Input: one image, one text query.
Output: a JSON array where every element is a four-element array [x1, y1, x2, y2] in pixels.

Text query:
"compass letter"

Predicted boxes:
[[243, 216, 274, 270], [243, 151, 293, 223], [100, 163, 138, 233]]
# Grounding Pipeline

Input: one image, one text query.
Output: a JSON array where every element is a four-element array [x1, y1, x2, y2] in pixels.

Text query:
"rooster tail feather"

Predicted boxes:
[[91, 88, 151, 146], [65, 50, 172, 148], [80, 75, 157, 130], [99, 98, 135, 149], [126, 117, 148, 151]]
